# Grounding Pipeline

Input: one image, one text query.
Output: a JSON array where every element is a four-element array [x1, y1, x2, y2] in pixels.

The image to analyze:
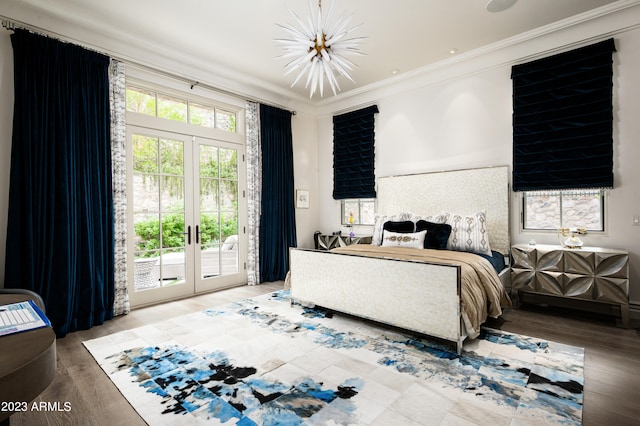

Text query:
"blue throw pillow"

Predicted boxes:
[[415, 220, 452, 249], [382, 220, 415, 234]]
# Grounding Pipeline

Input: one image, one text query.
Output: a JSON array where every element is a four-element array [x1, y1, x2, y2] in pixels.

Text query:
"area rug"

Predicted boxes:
[[83, 290, 584, 425]]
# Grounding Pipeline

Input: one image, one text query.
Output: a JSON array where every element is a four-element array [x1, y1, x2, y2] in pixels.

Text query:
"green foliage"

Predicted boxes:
[[134, 213, 238, 257], [158, 95, 187, 122], [126, 87, 238, 133], [126, 87, 156, 115], [127, 87, 241, 258]]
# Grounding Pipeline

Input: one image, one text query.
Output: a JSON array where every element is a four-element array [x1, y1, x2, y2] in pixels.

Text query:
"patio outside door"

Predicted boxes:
[[128, 127, 245, 307]]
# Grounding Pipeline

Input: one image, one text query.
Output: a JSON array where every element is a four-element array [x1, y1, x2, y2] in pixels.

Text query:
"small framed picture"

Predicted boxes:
[[296, 189, 309, 208]]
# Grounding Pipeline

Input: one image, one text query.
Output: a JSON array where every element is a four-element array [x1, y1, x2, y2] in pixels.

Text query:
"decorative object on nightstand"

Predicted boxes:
[[558, 227, 586, 249], [347, 210, 355, 237], [315, 233, 372, 250], [510, 244, 629, 327]]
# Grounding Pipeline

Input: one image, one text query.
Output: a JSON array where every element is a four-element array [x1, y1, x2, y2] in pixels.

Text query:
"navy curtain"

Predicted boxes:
[[511, 39, 616, 191], [5, 30, 114, 337], [332, 105, 378, 199], [259, 104, 297, 282]]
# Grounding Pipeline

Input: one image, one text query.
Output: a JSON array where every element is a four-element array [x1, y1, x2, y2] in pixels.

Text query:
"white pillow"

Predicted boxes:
[[381, 230, 427, 249], [442, 211, 492, 255]]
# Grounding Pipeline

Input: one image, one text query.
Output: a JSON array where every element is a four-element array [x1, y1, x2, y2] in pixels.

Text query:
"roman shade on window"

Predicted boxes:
[[332, 105, 379, 199], [511, 39, 616, 191]]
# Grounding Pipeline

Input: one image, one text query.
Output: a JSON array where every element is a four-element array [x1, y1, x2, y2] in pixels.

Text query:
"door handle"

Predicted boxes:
[[184, 225, 191, 245], [195, 225, 200, 244]]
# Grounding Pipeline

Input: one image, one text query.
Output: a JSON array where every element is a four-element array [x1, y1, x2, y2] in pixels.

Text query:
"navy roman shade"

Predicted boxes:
[[511, 39, 616, 191], [332, 105, 379, 199]]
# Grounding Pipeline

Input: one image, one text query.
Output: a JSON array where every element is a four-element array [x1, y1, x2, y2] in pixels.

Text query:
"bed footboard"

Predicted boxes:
[[289, 248, 466, 353]]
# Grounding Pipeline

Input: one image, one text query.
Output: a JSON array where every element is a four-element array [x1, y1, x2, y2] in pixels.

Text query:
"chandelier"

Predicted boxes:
[[276, 0, 364, 98]]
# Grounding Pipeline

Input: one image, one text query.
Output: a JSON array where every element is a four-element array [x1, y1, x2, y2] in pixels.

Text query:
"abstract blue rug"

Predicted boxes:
[[84, 290, 584, 425]]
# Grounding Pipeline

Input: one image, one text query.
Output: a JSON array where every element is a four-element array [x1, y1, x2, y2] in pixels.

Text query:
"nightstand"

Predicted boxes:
[[315, 234, 372, 250], [510, 244, 629, 327]]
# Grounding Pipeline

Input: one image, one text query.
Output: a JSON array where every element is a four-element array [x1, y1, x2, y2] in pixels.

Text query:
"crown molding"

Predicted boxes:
[[3, 0, 639, 118], [313, 0, 640, 117]]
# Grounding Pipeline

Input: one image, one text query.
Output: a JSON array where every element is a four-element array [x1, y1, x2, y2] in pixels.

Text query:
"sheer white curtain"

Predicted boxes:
[[245, 101, 261, 285], [110, 59, 130, 315]]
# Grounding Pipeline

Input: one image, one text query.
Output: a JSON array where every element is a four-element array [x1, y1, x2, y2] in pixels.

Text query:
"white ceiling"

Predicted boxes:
[[0, 0, 625, 102]]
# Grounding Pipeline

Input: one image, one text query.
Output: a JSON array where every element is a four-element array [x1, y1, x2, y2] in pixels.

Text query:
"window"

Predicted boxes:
[[523, 189, 604, 231], [340, 199, 375, 226], [126, 86, 237, 132], [512, 40, 614, 234]]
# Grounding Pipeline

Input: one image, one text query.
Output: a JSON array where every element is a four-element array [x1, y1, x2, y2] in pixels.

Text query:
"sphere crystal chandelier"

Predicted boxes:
[[275, 0, 364, 98]]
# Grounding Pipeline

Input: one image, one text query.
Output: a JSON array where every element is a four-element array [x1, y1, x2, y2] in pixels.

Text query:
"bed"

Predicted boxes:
[[289, 166, 511, 353]]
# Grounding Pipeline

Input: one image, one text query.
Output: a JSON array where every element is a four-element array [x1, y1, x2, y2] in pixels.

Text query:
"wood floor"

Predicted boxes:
[[9, 282, 640, 426]]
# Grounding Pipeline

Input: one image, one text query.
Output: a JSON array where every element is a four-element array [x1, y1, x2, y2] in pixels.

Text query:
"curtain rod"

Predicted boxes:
[[1, 18, 296, 115]]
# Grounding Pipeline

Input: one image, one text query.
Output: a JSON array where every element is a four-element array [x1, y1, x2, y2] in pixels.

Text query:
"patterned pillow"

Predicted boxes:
[[442, 211, 492, 255], [409, 213, 448, 224], [371, 212, 414, 245], [381, 230, 427, 249]]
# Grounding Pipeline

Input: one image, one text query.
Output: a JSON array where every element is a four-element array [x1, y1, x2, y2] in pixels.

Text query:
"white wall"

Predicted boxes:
[[315, 67, 513, 237], [292, 112, 320, 249], [314, 8, 640, 305]]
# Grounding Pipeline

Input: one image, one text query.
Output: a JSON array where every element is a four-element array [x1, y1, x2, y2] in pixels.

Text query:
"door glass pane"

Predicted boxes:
[[200, 145, 219, 177], [199, 144, 239, 278], [160, 176, 184, 211], [220, 211, 239, 276], [220, 180, 237, 211], [132, 134, 186, 291], [219, 148, 237, 179], [133, 135, 158, 174], [134, 250, 159, 290], [156, 248, 186, 286], [200, 179, 219, 211], [133, 213, 159, 252], [134, 177, 160, 210], [200, 213, 219, 246], [220, 211, 238, 243], [160, 139, 184, 174]]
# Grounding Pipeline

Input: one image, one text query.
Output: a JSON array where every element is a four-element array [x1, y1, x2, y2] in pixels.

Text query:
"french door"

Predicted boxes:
[[127, 126, 246, 307]]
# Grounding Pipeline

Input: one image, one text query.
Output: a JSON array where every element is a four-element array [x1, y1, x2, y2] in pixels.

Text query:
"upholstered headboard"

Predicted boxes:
[[376, 166, 510, 254]]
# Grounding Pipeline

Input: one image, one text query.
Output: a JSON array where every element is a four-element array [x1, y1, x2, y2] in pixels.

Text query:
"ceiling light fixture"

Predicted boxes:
[[486, 0, 517, 13], [275, 0, 364, 98]]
